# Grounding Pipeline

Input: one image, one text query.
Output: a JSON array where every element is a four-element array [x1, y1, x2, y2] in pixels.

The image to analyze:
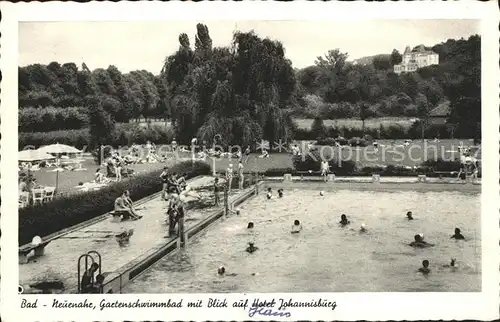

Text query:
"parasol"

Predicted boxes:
[[37, 143, 81, 155], [18, 150, 56, 162]]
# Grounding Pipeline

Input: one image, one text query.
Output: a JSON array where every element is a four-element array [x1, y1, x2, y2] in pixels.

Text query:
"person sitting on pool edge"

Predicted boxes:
[[418, 260, 431, 275], [339, 214, 350, 227], [278, 189, 284, 198], [246, 242, 258, 253], [451, 228, 465, 240], [406, 211, 414, 220], [291, 220, 302, 234], [409, 234, 434, 248], [266, 188, 272, 200], [114, 191, 142, 221]]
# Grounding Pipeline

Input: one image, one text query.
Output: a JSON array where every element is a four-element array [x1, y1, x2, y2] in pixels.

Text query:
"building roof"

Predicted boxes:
[[429, 101, 451, 117]]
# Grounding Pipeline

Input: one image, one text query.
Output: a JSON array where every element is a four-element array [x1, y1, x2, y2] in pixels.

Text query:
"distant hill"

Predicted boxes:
[[351, 54, 391, 66]]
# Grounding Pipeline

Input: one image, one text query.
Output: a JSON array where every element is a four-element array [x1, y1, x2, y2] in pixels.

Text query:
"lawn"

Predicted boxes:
[[310, 139, 478, 167], [27, 139, 478, 195], [293, 117, 417, 130]]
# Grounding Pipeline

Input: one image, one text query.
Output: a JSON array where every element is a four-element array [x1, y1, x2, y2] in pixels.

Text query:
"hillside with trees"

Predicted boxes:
[[18, 26, 480, 146]]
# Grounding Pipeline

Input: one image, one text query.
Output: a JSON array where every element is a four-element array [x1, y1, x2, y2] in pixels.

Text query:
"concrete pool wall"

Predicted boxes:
[[100, 184, 261, 294]]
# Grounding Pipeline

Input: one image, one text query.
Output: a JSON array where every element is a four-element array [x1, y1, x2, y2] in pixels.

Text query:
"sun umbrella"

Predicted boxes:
[[18, 150, 56, 162], [37, 143, 81, 155]]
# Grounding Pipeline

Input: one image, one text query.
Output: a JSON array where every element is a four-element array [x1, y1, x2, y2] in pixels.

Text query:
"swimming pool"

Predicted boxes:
[[124, 185, 481, 293]]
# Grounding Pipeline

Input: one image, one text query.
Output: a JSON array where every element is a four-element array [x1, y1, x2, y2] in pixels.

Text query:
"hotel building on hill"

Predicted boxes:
[[394, 45, 439, 74]]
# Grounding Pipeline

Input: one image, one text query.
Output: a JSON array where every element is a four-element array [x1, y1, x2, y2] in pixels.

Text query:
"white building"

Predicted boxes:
[[394, 45, 439, 74]]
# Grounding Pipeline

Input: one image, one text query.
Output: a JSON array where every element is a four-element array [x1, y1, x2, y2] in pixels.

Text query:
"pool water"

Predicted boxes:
[[124, 188, 481, 293]]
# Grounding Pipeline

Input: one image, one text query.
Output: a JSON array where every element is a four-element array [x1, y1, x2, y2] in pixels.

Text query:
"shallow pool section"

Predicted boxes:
[[124, 188, 481, 293]]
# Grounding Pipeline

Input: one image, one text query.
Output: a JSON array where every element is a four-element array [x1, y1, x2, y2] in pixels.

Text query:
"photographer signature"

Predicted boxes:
[[248, 306, 291, 318]]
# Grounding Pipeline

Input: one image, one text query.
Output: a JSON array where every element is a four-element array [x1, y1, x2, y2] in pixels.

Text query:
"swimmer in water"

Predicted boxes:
[[418, 260, 431, 275], [442, 258, 457, 268], [266, 188, 272, 200], [247, 222, 254, 229], [406, 211, 414, 220], [278, 189, 284, 198], [360, 223, 367, 233], [451, 228, 465, 240], [339, 214, 350, 227], [409, 234, 434, 248], [246, 242, 258, 253], [218, 266, 237, 276], [291, 220, 302, 234]]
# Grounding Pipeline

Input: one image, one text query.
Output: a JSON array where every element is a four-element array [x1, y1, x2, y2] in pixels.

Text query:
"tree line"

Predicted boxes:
[[19, 25, 480, 144]]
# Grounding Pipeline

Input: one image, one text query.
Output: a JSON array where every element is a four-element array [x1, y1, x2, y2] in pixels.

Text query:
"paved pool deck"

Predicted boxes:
[[19, 175, 239, 293]]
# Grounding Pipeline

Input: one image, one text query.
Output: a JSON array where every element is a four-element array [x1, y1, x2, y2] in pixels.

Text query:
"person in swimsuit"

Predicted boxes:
[[166, 195, 179, 237], [213, 177, 221, 206], [226, 164, 234, 193], [291, 220, 302, 234], [339, 214, 350, 226], [80, 263, 99, 293], [238, 161, 245, 190], [409, 234, 434, 248], [244, 146, 251, 163], [266, 188, 272, 200], [451, 228, 465, 240], [418, 260, 430, 275], [320, 160, 329, 182], [160, 167, 169, 198], [246, 242, 258, 253], [114, 192, 141, 220], [406, 211, 414, 220]]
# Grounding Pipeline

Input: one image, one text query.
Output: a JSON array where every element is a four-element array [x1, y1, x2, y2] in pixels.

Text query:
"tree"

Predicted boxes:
[[359, 102, 369, 135], [416, 98, 429, 141], [390, 49, 403, 66], [88, 98, 115, 163], [311, 117, 326, 138]]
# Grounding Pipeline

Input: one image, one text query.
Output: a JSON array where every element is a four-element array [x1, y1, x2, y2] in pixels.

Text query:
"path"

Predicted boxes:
[[19, 175, 229, 293]]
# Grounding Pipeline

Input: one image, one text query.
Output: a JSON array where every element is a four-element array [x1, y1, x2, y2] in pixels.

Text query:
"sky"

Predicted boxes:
[[19, 20, 479, 74]]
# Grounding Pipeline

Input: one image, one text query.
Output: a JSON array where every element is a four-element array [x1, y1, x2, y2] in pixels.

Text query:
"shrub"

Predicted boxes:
[[315, 137, 337, 146], [348, 137, 369, 147], [19, 129, 90, 150], [263, 167, 296, 176], [420, 158, 461, 172], [19, 107, 89, 132], [19, 161, 211, 245], [19, 124, 174, 151]]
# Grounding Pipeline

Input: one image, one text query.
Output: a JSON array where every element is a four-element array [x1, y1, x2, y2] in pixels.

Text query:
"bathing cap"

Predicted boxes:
[[361, 223, 366, 229], [320, 191, 324, 196], [31, 236, 42, 246]]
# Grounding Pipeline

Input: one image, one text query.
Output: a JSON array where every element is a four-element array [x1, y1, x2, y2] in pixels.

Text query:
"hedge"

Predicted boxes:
[[19, 107, 89, 132], [19, 161, 211, 245], [293, 123, 474, 141], [19, 124, 175, 151]]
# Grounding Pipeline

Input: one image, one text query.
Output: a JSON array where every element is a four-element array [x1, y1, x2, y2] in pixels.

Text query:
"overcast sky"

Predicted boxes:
[[19, 20, 479, 74]]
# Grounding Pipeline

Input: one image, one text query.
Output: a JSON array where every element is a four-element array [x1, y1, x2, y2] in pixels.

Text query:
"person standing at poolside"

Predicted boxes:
[[244, 146, 251, 163], [213, 177, 221, 206], [238, 161, 245, 189], [160, 167, 169, 199], [226, 164, 234, 193], [320, 160, 329, 182]]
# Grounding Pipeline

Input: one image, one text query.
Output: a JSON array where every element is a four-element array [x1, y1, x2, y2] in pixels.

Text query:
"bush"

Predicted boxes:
[[19, 124, 174, 151], [19, 161, 211, 245], [348, 137, 369, 147], [420, 158, 461, 172], [263, 167, 296, 176], [19, 129, 90, 150], [19, 107, 89, 132], [315, 137, 337, 146]]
